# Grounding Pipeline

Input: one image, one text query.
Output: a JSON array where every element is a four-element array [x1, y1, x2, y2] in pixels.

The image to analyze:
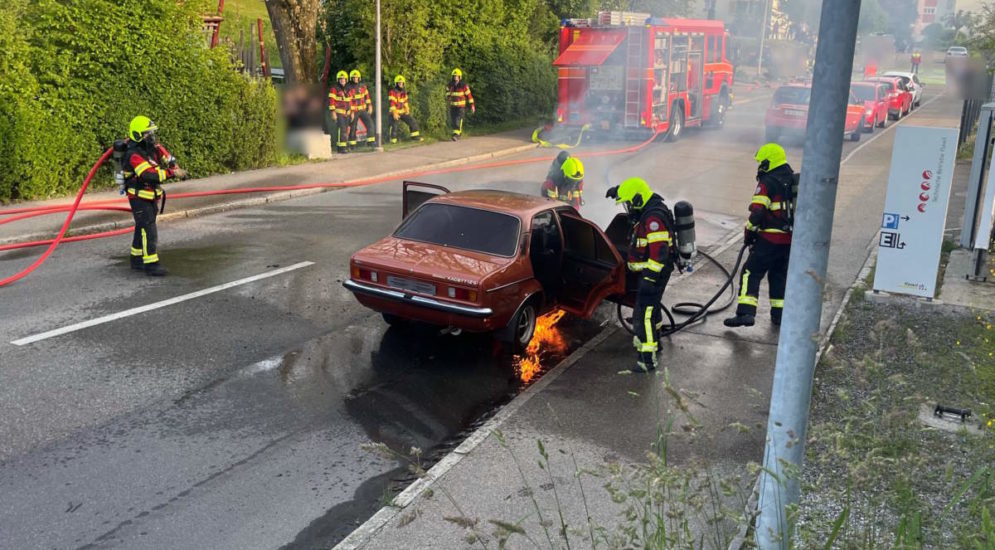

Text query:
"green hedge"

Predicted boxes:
[[0, 0, 279, 202]]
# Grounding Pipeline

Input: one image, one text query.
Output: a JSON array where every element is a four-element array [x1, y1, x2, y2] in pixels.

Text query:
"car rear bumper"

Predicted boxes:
[[344, 279, 497, 328]]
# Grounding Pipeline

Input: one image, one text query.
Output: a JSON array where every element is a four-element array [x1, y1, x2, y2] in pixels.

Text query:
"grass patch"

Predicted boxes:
[[798, 298, 995, 547], [215, 0, 281, 69], [936, 239, 959, 292]]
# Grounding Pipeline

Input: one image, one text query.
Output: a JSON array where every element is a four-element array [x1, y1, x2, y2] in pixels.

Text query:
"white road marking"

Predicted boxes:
[[11, 261, 315, 346], [840, 93, 946, 165]]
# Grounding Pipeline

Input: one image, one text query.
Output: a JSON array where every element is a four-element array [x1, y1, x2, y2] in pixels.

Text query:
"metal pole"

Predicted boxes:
[[757, 0, 771, 78], [960, 106, 994, 249], [374, 0, 384, 152], [754, 0, 861, 546]]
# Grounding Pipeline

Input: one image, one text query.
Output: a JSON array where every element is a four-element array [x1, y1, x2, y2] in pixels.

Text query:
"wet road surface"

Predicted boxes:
[[0, 87, 955, 548]]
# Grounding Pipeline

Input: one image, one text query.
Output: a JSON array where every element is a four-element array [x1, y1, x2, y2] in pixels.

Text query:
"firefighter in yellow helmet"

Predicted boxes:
[[540, 152, 584, 209], [606, 177, 676, 372], [724, 143, 795, 328], [123, 116, 187, 276], [347, 69, 376, 149], [388, 75, 422, 144], [445, 68, 475, 141], [328, 70, 353, 154]]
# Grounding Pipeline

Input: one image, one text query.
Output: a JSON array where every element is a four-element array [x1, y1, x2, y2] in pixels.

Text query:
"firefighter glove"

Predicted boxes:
[[172, 167, 189, 180], [605, 185, 619, 200], [393, 112, 400, 121], [744, 229, 757, 246]]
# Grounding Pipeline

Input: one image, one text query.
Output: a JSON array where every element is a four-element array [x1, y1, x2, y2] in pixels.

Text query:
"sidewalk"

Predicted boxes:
[[0, 129, 538, 245]]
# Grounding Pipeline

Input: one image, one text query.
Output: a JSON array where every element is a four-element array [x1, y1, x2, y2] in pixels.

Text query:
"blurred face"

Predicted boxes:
[[338, 77, 346, 86], [397, 80, 405, 89], [352, 76, 359, 84], [453, 74, 461, 83]]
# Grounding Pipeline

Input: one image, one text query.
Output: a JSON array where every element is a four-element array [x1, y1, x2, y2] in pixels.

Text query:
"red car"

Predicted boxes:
[[867, 76, 912, 120], [343, 182, 626, 350], [765, 83, 864, 142], [851, 81, 889, 132]]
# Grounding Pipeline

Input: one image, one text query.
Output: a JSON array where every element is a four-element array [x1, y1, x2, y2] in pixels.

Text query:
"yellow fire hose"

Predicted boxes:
[[531, 123, 591, 149]]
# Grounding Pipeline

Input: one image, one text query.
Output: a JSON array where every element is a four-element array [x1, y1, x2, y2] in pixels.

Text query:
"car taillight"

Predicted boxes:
[[447, 286, 478, 301], [352, 266, 378, 282]]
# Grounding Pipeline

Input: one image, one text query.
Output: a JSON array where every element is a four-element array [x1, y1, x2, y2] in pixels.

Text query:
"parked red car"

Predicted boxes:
[[344, 182, 627, 350], [867, 76, 913, 120], [765, 83, 864, 142], [851, 81, 889, 132]]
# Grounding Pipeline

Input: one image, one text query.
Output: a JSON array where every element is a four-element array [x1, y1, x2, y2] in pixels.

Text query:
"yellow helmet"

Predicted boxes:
[[755, 143, 787, 173], [616, 177, 653, 209], [561, 157, 584, 182], [394, 74, 405, 85], [336, 70, 348, 80], [128, 115, 157, 142], [451, 68, 463, 78], [350, 69, 361, 79]]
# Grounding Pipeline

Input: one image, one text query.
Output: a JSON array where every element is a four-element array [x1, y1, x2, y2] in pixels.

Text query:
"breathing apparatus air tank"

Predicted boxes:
[[112, 139, 129, 194], [673, 200, 697, 270]]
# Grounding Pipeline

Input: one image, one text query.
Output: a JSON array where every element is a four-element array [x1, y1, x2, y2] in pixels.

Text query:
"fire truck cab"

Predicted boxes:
[[553, 11, 734, 141]]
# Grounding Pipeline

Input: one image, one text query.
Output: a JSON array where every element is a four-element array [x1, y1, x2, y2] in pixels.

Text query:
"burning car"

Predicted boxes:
[[343, 182, 627, 350]]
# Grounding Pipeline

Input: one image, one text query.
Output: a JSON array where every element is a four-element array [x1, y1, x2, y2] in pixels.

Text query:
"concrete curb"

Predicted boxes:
[[332, 326, 618, 550], [0, 142, 539, 247]]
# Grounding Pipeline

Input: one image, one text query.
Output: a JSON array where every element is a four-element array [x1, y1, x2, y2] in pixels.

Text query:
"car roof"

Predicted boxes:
[[852, 81, 878, 87], [883, 71, 912, 77], [430, 190, 557, 218]]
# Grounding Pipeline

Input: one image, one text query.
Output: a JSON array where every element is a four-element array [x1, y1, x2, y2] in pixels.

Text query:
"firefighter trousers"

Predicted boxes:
[[388, 114, 420, 143], [632, 270, 671, 371], [449, 107, 465, 138], [735, 240, 790, 322], [333, 116, 351, 153], [129, 198, 159, 264], [350, 111, 376, 146]]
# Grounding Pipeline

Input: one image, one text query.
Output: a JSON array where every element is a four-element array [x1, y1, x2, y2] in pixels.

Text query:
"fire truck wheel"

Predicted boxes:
[[666, 105, 684, 142], [708, 92, 729, 129]]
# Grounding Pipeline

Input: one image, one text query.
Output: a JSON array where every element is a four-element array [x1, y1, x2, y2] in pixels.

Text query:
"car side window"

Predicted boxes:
[[530, 210, 562, 255]]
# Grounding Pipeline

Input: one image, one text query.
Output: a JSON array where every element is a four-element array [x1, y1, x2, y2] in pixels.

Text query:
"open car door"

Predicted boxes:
[[402, 181, 450, 219], [554, 211, 626, 318]]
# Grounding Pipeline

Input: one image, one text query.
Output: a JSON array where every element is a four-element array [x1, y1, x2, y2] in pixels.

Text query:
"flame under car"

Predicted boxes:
[[343, 182, 627, 350]]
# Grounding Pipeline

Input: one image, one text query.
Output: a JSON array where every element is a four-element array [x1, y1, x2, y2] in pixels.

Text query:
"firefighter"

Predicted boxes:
[[388, 75, 422, 144], [605, 177, 675, 373], [911, 50, 922, 74], [348, 69, 376, 149], [724, 143, 795, 328], [328, 71, 352, 154], [445, 68, 475, 141], [540, 152, 584, 209], [124, 116, 187, 276]]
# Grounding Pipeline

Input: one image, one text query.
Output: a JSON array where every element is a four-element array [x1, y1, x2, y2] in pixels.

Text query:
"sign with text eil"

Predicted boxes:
[[873, 126, 957, 298]]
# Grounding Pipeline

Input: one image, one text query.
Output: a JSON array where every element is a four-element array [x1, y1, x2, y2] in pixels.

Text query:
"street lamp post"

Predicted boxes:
[[757, 0, 771, 78], [374, 0, 384, 152]]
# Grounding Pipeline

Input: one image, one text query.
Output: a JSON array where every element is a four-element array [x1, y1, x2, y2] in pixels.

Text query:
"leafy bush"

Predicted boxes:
[[0, 0, 279, 202]]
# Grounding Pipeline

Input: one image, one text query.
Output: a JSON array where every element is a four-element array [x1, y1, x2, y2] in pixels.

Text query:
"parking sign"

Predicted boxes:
[[872, 126, 957, 298]]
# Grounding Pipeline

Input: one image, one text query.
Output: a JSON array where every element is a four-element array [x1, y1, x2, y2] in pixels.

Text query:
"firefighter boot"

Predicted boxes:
[[632, 352, 658, 373], [771, 310, 783, 326], [131, 256, 144, 271], [144, 262, 168, 277], [723, 314, 756, 327]]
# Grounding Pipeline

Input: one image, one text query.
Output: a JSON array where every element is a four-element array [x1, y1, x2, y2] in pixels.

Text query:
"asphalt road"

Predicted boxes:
[[0, 86, 959, 549]]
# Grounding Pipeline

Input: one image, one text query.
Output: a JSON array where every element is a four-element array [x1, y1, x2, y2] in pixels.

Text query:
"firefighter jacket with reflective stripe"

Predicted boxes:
[[912, 53, 922, 64], [445, 81, 474, 108], [627, 194, 674, 284], [540, 173, 583, 209], [124, 142, 172, 201], [348, 82, 372, 113], [329, 83, 353, 116], [389, 86, 411, 116], [747, 163, 794, 245]]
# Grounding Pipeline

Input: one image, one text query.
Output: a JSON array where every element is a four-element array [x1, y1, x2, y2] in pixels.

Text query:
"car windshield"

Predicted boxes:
[[852, 85, 877, 102], [394, 203, 521, 257], [774, 87, 811, 105]]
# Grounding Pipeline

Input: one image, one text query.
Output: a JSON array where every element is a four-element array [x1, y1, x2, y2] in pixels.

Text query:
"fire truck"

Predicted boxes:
[[552, 11, 734, 141]]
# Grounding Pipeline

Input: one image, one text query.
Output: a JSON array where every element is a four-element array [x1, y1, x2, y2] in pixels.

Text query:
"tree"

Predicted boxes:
[[878, 0, 919, 50], [857, 0, 888, 36], [265, 0, 321, 84]]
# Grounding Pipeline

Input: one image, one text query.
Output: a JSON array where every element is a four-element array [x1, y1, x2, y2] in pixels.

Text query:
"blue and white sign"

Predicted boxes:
[[873, 126, 957, 298]]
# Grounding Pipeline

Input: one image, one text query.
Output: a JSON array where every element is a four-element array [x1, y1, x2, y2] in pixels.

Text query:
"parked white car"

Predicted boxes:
[[946, 46, 968, 57], [882, 71, 923, 107]]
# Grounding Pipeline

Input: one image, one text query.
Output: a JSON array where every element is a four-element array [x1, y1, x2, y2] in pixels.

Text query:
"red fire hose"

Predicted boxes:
[[0, 131, 662, 287]]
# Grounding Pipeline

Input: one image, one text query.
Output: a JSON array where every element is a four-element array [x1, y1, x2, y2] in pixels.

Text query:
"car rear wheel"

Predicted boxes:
[[877, 113, 886, 128], [850, 127, 861, 141], [509, 302, 537, 352]]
